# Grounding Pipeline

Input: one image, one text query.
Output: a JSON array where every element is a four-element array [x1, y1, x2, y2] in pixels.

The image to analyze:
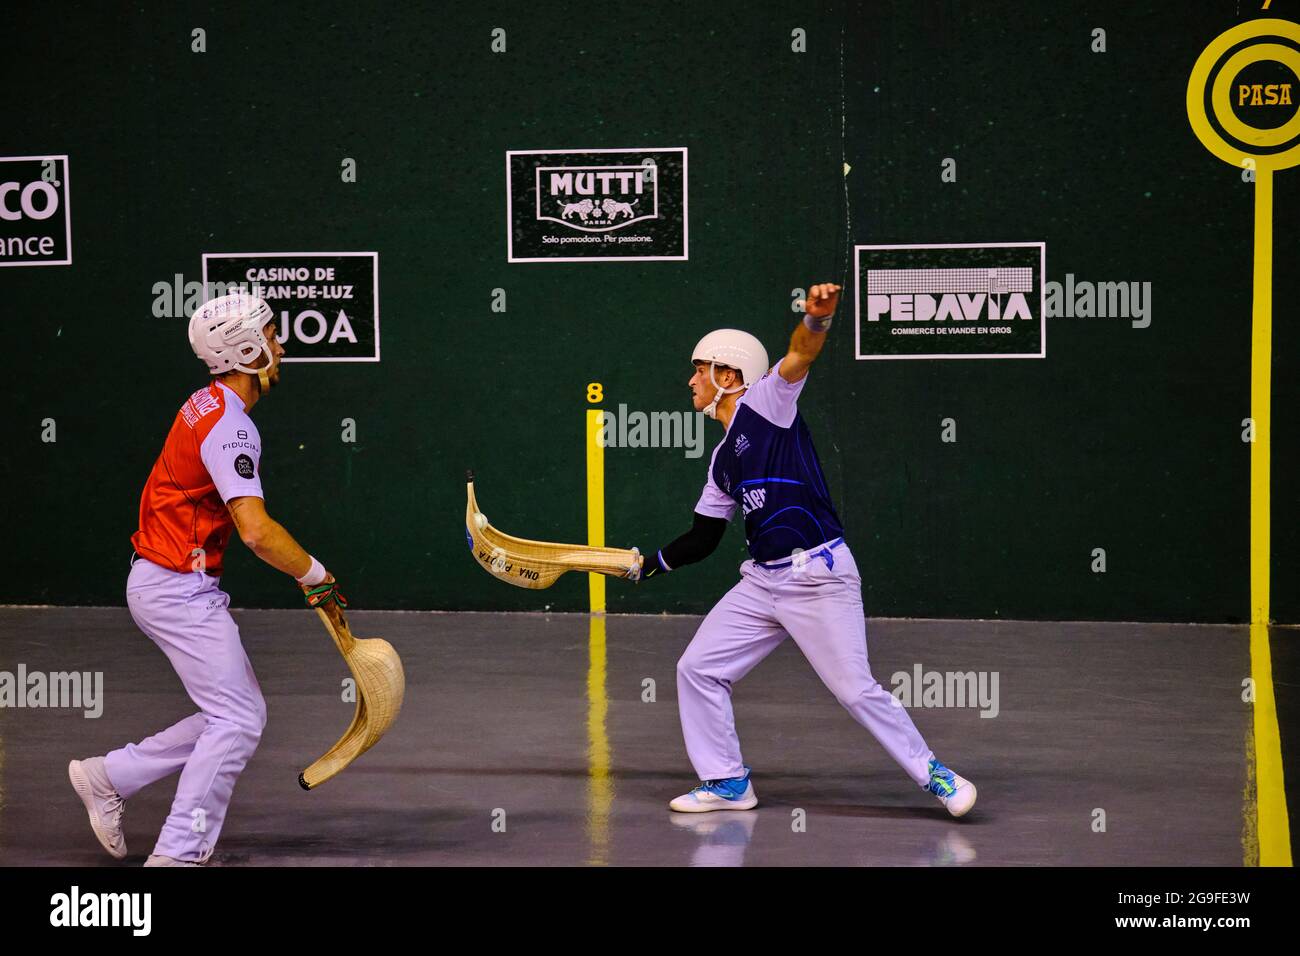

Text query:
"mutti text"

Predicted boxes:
[[548, 169, 645, 196]]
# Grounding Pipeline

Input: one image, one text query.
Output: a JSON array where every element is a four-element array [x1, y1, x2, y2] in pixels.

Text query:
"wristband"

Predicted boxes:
[[303, 580, 348, 609], [296, 555, 328, 586], [803, 312, 833, 333], [638, 550, 672, 582]]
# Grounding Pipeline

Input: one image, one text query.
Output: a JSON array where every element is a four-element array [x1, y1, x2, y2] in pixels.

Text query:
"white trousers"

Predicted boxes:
[[676, 543, 932, 786], [104, 557, 266, 862]]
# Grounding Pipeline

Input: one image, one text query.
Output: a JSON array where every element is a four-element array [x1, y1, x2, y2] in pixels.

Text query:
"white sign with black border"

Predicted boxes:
[[854, 242, 1046, 360], [201, 252, 380, 363], [506, 147, 688, 263], [0, 155, 72, 267]]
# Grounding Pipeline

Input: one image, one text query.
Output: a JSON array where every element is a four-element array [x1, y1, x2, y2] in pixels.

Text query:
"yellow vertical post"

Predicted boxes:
[[585, 614, 612, 863], [586, 407, 606, 613], [1186, 20, 1297, 868], [1249, 168, 1289, 866]]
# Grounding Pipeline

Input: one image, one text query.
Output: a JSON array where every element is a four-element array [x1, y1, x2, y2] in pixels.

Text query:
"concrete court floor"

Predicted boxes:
[[0, 607, 1253, 866]]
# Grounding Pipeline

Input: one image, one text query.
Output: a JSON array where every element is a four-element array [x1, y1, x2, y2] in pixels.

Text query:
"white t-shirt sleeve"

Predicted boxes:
[[200, 412, 265, 503], [738, 357, 805, 428], [693, 446, 737, 521]]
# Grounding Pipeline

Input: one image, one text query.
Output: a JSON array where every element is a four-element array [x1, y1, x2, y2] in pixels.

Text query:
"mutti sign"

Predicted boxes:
[[506, 147, 688, 262], [0, 155, 72, 267]]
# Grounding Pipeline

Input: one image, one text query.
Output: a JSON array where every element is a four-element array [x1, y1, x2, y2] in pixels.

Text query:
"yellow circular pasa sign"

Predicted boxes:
[[1187, 18, 1300, 171]]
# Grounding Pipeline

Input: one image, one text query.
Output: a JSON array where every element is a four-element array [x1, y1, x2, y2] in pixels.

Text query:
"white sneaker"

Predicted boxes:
[[926, 758, 977, 818], [144, 855, 202, 867], [68, 757, 127, 860], [669, 769, 759, 812]]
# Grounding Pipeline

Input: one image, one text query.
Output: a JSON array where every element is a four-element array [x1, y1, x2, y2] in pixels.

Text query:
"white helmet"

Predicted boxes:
[[189, 293, 276, 388], [692, 328, 770, 419]]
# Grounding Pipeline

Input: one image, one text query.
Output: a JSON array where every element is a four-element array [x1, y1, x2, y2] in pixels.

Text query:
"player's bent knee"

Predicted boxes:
[[244, 699, 268, 741], [204, 706, 266, 746], [676, 653, 705, 684], [677, 655, 732, 696], [231, 717, 264, 749]]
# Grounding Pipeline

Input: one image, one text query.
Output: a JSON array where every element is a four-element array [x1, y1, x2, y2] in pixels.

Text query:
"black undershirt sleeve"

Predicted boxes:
[[642, 511, 729, 580]]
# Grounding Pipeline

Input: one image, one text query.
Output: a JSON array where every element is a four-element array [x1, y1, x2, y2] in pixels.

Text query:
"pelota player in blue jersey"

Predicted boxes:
[[633, 283, 977, 816]]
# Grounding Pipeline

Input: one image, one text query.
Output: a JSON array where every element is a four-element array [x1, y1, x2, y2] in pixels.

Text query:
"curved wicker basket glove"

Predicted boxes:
[[465, 471, 641, 589], [299, 599, 406, 790]]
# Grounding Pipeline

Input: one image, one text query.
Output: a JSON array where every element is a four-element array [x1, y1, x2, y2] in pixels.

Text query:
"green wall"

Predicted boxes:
[[3, 1, 1296, 622]]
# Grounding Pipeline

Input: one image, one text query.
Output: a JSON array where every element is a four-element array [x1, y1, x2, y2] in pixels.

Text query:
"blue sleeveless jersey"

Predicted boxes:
[[694, 362, 844, 562]]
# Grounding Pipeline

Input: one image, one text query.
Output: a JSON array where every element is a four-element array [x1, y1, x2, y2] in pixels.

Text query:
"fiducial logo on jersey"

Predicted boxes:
[[507, 148, 687, 261], [0, 156, 71, 267], [854, 243, 1046, 360], [201, 253, 380, 362]]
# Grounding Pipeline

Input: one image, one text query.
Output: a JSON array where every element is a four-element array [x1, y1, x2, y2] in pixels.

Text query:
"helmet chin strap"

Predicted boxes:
[[702, 363, 743, 419], [254, 339, 276, 394]]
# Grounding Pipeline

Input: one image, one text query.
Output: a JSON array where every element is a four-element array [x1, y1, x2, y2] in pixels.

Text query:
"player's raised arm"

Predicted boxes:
[[779, 282, 841, 383]]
